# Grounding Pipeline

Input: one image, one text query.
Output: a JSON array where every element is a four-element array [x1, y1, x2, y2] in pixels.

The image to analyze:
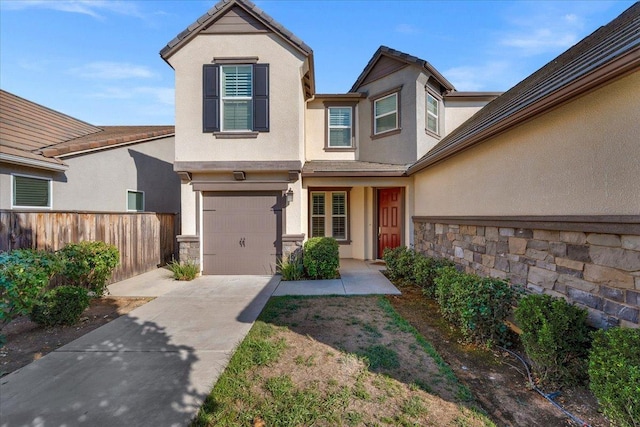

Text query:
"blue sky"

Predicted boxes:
[[0, 0, 634, 125]]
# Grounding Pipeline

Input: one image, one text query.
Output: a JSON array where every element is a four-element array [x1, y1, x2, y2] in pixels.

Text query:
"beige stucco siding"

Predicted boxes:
[[414, 72, 640, 216], [304, 99, 357, 161], [443, 100, 489, 136], [169, 34, 307, 163]]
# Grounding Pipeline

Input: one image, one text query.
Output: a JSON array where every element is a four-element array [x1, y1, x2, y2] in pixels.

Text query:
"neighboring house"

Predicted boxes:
[[160, 0, 497, 275], [162, 0, 639, 326], [0, 90, 180, 213]]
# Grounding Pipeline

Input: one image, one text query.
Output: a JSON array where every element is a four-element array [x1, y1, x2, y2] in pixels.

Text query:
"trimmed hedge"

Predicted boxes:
[[589, 327, 640, 427], [413, 255, 455, 297], [58, 241, 119, 295], [382, 246, 416, 282], [434, 266, 516, 346], [303, 237, 339, 279], [30, 285, 91, 327], [515, 294, 591, 387], [0, 249, 63, 333]]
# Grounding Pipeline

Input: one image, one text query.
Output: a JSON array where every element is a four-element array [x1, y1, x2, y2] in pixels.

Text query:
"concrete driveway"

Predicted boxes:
[[0, 271, 280, 427]]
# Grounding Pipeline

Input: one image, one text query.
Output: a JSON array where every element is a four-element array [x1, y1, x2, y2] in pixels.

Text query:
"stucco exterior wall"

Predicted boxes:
[[304, 99, 357, 161], [414, 72, 640, 216], [443, 100, 489, 136], [1, 137, 179, 213], [168, 34, 307, 164], [0, 165, 56, 210], [356, 66, 420, 165]]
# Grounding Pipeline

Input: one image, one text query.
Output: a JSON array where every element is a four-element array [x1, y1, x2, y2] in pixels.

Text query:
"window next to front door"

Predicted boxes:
[[309, 190, 350, 242]]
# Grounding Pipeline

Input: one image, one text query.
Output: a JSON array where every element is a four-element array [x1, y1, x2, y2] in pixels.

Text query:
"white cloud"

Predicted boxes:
[[2, 1, 143, 19], [443, 61, 512, 91], [92, 86, 174, 106], [496, 4, 586, 57], [70, 62, 157, 80], [395, 24, 421, 35]]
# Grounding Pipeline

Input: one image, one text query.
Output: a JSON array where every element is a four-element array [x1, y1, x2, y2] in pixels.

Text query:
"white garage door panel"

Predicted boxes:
[[202, 193, 280, 275]]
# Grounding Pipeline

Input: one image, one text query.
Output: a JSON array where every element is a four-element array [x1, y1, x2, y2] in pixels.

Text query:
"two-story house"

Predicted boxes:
[[160, 0, 497, 274]]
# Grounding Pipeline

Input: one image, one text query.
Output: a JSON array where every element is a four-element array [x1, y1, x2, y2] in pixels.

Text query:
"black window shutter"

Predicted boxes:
[[253, 64, 269, 132], [203, 64, 220, 133]]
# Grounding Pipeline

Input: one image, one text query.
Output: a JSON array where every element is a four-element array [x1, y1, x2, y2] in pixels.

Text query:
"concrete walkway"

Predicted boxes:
[[0, 260, 398, 427]]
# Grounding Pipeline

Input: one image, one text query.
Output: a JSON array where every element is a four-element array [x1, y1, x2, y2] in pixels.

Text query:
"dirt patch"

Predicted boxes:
[[209, 295, 494, 426], [1, 296, 152, 377], [387, 283, 609, 427]]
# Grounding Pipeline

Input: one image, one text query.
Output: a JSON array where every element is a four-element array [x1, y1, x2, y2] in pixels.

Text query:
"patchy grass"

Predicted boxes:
[[192, 295, 494, 427]]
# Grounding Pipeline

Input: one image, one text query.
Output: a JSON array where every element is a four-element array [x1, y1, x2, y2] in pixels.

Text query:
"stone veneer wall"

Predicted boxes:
[[413, 218, 640, 329], [177, 235, 200, 266]]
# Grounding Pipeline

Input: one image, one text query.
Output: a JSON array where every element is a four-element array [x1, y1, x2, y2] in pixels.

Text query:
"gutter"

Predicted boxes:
[[0, 153, 68, 172]]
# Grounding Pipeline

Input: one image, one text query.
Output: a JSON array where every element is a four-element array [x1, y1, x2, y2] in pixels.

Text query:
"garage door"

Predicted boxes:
[[202, 193, 281, 275]]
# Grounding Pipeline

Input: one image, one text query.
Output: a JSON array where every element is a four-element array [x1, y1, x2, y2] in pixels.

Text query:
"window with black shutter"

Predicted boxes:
[[203, 63, 269, 133]]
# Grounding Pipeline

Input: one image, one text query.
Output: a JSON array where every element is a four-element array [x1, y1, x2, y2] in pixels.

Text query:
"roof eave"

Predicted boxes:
[[408, 47, 640, 175], [0, 153, 68, 172]]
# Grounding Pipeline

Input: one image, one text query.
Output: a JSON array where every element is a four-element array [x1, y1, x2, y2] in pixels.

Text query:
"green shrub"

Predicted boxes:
[[382, 246, 416, 283], [277, 253, 304, 281], [167, 259, 199, 281], [30, 285, 91, 327], [303, 237, 339, 280], [588, 327, 640, 427], [58, 241, 119, 295], [515, 293, 591, 387], [0, 249, 63, 338], [414, 256, 455, 297], [434, 266, 516, 346]]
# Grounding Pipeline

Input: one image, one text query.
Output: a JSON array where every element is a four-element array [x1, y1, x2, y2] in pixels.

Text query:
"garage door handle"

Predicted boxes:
[[239, 238, 246, 247]]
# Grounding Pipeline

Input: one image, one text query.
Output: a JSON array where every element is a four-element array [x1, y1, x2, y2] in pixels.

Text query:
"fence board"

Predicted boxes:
[[0, 211, 178, 284]]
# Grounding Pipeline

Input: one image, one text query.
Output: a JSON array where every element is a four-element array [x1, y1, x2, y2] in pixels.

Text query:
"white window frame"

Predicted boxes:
[[220, 65, 253, 132], [327, 106, 353, 148], [126, 189, 145, 212], [309, 190, 348, 241], [426, 90, 440, 135], [373, 92, 398, 135], [11, 173, 52, 209]]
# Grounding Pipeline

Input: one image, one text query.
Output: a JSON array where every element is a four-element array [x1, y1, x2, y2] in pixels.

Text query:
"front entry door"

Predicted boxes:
[[377, 188, 402, 258]]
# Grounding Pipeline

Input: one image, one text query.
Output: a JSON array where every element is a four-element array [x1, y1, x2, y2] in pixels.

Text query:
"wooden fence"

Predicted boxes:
[[0, 211, 179, 283]]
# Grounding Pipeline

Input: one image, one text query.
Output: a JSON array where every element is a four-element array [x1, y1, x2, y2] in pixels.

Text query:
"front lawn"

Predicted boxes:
[[193, 295, 493, 426]]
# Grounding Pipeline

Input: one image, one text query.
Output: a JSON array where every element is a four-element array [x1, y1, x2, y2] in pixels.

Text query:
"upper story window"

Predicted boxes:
[[426, 91, 440, 135], [12, 174, 51, 209], [221, 65, 252, 131], [373, 92, 399, 135], [203, 62, 269, 135], [328, 107, 353, 148]]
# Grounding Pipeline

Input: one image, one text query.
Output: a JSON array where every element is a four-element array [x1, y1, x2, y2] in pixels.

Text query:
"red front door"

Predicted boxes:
[[378, 188, 402, 258]]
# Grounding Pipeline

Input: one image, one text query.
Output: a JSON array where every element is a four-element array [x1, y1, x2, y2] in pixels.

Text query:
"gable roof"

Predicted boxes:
[[408, 2, 640, 175], [351, 46, 455, 93], [0, 89, 174, 170], [159, 0, 314, 98], [160, 0, 312, 59]]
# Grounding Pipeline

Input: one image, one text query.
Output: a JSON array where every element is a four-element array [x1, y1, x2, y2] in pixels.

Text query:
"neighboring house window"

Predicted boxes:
[[309, 190, 349, 241], [127, 190, 144, 212], [426, 91, 440, 135], [328, 107, 353, 147], [203, 63, 269, 133], [374, 92, 398, 135], [12, 175, 51, 208]]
